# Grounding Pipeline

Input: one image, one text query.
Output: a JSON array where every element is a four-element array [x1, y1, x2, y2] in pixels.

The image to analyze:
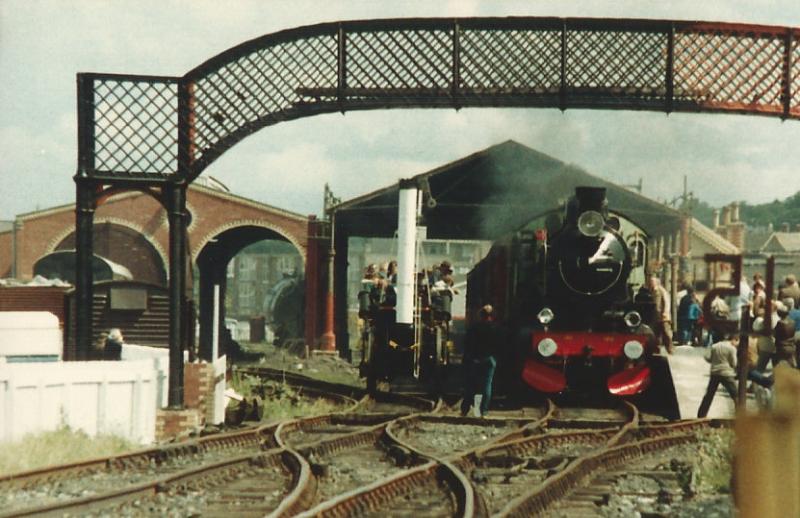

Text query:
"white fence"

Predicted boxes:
[[0, 356, 168, 444], [0, 344, 225, 445]]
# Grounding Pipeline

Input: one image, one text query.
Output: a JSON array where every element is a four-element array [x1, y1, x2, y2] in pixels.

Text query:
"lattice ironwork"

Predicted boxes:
[[90, 77, 179, 176], [674, 27, 787, 113], [792, 35, 800, 111], [76, 18, 800, 183], [191, 33, 338, 168], [460, 27, 561, 96], [567, 29, 667, 98], [346, 28, 452, 94]]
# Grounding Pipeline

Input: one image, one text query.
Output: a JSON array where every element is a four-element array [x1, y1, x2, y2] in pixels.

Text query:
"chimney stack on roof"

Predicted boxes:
[[721, 206, 731, 226], [713, 209, 720, 229], [782, 222, 790, 232], [731, 202, 740, 222]]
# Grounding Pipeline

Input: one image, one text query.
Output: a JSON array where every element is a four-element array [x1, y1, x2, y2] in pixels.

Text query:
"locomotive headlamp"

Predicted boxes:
[[537, 307, 555, 325], [623, 311, 642, 328], [537, 338, 558, 357], [577, 210, 604, 237], [623, 340, 644, 360]]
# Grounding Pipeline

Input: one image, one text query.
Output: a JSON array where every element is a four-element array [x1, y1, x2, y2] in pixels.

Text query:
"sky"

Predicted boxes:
[[1, 0, 799, 222]]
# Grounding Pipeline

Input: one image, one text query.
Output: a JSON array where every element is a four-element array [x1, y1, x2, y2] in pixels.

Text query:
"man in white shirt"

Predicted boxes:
[[697, 333, 739, 418]]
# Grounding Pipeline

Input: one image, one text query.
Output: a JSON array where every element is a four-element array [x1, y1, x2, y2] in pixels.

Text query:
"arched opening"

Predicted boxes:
[[56, 222, 167, 286], [195, 225, 304, 360]]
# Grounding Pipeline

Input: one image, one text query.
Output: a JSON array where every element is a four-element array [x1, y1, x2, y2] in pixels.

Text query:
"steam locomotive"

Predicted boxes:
[[358, 271, 452, 393], [467, 187, 677, 415]]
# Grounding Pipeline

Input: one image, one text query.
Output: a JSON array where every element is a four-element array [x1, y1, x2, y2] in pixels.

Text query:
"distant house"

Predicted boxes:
[[761, 232, 800, 254], [686, 217, 739, 288]]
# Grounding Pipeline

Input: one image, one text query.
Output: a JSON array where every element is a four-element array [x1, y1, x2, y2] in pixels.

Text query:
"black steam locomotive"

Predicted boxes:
[[358, 270, 453, 393], [467, 187, 676, 414]]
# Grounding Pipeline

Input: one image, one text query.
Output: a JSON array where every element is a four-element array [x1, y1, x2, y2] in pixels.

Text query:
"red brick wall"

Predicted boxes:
[[0, 232, 11, 278], [155, 408, 202, 442], [184, 362, 217, 424]]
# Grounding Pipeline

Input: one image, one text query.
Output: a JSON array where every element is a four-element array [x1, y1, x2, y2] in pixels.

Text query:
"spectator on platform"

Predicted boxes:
[[460, 305, 503, 418], [104, 328, 124, 361], [751, 281, 767, 319], [727, 277, 751, 328], [778, 274, 800, 309], [774, 300, 797, 368], [677, 286, 702, 346], [648, 276, 673, 353], [377, 262, 388, 279], [697, 333, 739, 418], [387, 260, 398, 284], [752, 313, 778, 372], [787, 298, 800, 349], [752, 273, 765, 292]]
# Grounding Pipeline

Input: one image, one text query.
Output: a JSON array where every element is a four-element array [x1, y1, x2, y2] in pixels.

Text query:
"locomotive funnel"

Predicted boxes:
[[574, 186, 607, 214]]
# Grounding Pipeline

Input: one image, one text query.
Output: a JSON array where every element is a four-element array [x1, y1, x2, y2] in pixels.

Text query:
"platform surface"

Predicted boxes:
[[667, 344, 759, 419]]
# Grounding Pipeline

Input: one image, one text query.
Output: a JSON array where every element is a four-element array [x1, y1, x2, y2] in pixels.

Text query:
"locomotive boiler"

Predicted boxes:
[[467, 186, 677, 415]]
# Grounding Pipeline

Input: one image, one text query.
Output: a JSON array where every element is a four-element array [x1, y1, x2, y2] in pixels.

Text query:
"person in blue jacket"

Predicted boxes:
[[677, 286, 702, 346]]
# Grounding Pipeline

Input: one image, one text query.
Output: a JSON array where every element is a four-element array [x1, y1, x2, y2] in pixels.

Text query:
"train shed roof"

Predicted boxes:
[[332, 140, 681, 240]]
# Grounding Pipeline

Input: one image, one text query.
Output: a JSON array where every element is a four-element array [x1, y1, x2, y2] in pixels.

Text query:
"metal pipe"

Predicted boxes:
[[396, 179, 418, 325], [320, 212, 336, 351], [74, 74, 96, 362], [166, 182, 187, 408], [74, 180, 95, 361]]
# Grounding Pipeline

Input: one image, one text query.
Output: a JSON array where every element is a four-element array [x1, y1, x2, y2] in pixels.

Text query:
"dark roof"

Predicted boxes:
[[333, 140, 681, 240]]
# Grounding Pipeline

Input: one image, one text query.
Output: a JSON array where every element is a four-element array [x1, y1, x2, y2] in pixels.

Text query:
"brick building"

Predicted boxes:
[[0, 177, 330, 350]]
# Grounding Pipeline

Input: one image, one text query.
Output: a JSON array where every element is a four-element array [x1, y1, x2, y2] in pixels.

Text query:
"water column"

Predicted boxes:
[[396, 179, 418, 325]]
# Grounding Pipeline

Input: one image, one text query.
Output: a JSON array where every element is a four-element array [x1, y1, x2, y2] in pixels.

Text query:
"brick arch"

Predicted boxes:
[[49, 217, 169, 285], [192, 219, 307, 264]]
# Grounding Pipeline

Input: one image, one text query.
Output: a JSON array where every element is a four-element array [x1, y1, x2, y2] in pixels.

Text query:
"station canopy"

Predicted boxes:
[[332, 140, 681, 241]]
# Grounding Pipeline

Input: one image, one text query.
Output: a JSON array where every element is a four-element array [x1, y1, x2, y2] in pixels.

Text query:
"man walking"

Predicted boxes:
[[697, 333, 739, 418], [461, 305, 503, 418]]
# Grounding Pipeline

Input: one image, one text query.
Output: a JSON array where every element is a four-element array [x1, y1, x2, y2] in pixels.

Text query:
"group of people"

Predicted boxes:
[[361, 259, 458, 311], [697, 273, 800, 417]]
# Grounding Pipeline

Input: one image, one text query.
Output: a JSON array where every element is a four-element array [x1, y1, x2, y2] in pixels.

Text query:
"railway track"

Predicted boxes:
[[0, 369, 730, 517]]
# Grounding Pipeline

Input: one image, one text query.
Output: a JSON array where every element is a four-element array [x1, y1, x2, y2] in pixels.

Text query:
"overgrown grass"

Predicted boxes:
[[233, 341, 364, 387], [692, 428, 735, 494], [229, 372, 341, 421], [0, 426, 136, 476]]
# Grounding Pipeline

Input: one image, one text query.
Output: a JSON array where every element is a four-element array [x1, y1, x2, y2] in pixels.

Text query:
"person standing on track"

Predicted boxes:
[[697, 333, 739, 418], [460, 305, 503, 418]]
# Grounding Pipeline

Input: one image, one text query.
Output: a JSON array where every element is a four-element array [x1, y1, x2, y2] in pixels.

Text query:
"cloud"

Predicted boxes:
[[2, 0, 800, 224]]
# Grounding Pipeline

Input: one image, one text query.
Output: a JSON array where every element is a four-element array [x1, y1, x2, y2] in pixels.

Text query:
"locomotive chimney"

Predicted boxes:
[[396, 179, 418, 325], [574, 186, 607, 213]]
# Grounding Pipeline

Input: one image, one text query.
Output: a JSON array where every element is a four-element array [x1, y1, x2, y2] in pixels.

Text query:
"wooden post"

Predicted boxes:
[[735, 365, 800, 517]]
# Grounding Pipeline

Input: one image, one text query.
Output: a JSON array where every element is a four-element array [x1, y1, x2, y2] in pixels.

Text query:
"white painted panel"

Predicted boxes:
[[105, 381, 134, 438], [0, 358, 176, 444], [70, 382, 100, 436], [213, 355, 227, 425], [0, 312, 62, 358]]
